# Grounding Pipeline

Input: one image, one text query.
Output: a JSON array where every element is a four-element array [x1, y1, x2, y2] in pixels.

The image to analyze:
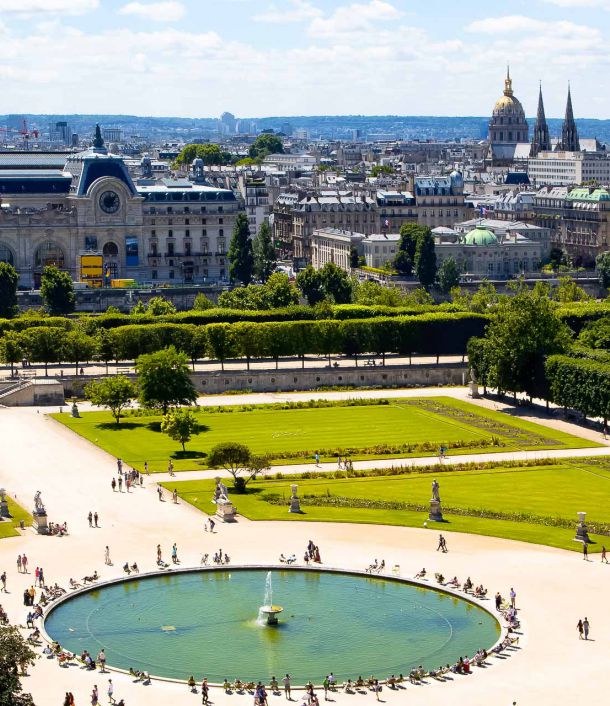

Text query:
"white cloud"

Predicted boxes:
[[254, 0, 321, 24], [309, 0, 401, 38], [118, 1, 186, 22], [467, 15, 600, 41], [542, 0, 609, 7], [0, 0, 97, 13]]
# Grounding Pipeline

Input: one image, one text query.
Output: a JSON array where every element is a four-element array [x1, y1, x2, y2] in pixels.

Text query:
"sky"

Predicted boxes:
[[0, 0, 609, 119]]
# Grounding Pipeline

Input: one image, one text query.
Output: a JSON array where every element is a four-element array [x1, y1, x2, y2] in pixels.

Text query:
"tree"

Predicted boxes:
[[0, 625, 37, 706], [20, 326, 65, 375], [261, 272, 298, 308], [206, 324, 237, 370], [95, 329, 116, 374], [350, 246, 360, 269], [437, 256, 461, 294], [596, 251, 610, 289], [252, 221, 276, 282], [476, 290, 572, 399], [40, 265, 75, 315], [393, 223, 422, 275], [161, 408, 198, 451], [135, 346, 197, 415], [371, 164, 393, 177], [193, 292, 215, 310], [63, 330, 97, 375], [207, 441, 269, 492], [553, 276, 590, 303], [249, 134, 283, 159], [147, 296, 177, 316], [296, 265, 324, 305], [415, 229, 437, 287], [228, 213, 254, 285], [320, 262, 353, 303], [131, 300, 146, 315], [0, 262, 18, 318], [0, 332, 23, 376], [84, 375, 135, 425], [174, 143, 232, 168]]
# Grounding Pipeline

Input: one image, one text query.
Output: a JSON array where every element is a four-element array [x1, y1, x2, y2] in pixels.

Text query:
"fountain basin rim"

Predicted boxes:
[[41, 563, 507, 689]]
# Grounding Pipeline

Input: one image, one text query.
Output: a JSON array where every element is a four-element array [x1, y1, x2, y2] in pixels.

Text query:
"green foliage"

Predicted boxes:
[[262, 272, 299, 308], [135, 346, 197, 415], [228, 213, 254, 285], [553, 277, 590, 303], [393, 223, 424, 275], [0, 262, 18, 319], [319, 262, 353, 304], [0, 332, 23, 376], [0, 625, 37, 706], [252, 222, 276, 282], [296, 265, 324, 305], [192, 292, 215, 311], [451, 281, 499, 313], [207, 441, 254, 490], [596, 251, 610, 289], [218, 273, 298, 311], [105, 305, 121, 314], [84, 375, 135, 424], [20, 326, 65, 374], [414, 228, 437, 287], [371, 164, 393, 177], [578, 317, 610, 350], [131, 300, 146, 315], [474, 290, 572, 398], [206, 324, 237, 370], [353, 280, 405, 306], [248, 133, 283, 160], [40, 265, 75, 315], [146, 296, 177, 316], [437, 256, 460, 294], [63, 330, 97, 374], [161, 408, 198, 451], [349, 246, 360, 269], [174, 143, 232, 168], [546, 354, 610, 422]]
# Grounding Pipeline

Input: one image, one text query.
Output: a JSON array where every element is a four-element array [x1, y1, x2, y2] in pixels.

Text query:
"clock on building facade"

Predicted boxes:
[[99, 190, 120, 214]]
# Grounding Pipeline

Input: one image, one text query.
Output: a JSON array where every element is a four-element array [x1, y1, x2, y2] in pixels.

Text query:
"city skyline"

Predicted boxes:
[[0, 0, 609, 119]]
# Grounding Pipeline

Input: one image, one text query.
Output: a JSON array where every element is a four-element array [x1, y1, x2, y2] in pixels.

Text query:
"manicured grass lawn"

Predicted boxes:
[[0, 497, 32, 539], [51, 397, 595, 473], [164, 460, 610, 553]]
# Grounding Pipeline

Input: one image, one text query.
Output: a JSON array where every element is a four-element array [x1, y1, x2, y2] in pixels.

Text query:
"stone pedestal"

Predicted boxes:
[[429, 499, 444, 522], [289, 484, 301, 513], [215, 500, 237, 522], [575, 511, 592, 544], [0, 488, 9, 519], [32, 512, 49, 535], [468, 381, 480, 399]]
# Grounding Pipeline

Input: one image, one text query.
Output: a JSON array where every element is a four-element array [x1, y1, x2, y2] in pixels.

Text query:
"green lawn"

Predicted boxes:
[[51, 397, 596, 473], [0, 497, 32, 539], [164, 459, 610, 553]]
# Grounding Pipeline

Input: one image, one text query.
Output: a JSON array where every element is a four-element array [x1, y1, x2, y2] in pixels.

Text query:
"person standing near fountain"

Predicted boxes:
[[283, 674, 291, 700]]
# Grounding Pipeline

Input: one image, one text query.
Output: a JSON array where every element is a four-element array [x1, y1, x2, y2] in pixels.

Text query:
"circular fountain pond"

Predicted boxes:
[[44, 568, 500, 683]]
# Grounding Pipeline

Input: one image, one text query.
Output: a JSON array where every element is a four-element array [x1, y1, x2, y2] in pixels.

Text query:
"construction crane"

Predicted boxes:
[[0, 120, 40, 149]]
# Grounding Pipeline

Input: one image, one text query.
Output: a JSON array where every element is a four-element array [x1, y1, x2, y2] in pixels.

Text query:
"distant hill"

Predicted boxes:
[[2, 113, 610, 143]]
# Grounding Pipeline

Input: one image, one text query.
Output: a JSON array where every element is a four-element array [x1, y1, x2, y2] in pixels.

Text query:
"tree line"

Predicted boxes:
[[0, 312, 488, 374]]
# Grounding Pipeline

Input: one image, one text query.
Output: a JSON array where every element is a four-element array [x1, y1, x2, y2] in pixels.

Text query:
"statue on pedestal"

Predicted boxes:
[[0, 488, 9, 519], [289, 484, 302, 513], [575, 511, 592, 544], [32, 490, 49, 535], [33, 491, 46, 516], [213, 479, 230, 505], [429, 479, 444, 522]]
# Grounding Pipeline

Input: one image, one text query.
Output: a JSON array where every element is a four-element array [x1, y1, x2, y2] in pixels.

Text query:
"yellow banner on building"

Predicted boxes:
[[80, 254, 103, 288]]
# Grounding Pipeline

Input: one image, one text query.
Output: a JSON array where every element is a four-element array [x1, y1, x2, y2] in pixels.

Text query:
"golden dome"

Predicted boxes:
[[492, 67, 525, 116]]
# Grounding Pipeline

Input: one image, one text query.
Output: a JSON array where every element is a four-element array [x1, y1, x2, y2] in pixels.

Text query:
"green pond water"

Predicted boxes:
[[44, 569, 500, 683]]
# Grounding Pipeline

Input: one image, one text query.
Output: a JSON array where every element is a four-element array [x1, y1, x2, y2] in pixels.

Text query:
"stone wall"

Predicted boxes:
[[62, 362, 468, 398]]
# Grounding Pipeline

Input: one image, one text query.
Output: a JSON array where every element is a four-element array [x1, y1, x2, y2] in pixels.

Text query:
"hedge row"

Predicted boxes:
[[546, 353, 610, 422], [557, 301, 610, 334]]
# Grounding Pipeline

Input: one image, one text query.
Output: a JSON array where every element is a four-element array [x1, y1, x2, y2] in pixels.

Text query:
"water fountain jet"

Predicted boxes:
[[258, 571, 283, 626]]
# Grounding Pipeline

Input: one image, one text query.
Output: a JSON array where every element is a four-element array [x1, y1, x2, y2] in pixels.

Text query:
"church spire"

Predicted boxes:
[[530, 83, 551, 157], [504, 64, 513, 97], [558, 85, 579, 152]]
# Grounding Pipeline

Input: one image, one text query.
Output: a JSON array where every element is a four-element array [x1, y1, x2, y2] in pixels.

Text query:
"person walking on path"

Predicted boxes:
[[88, 511, 93, 527], [168, 460, 175, 476], [94, 512, 99, 528], [91, 685, 98, 706], [157, 544, 162, 563], [117, 458, 122, 474], [323, 676, 329, 701], [602, 546, 608, 564], [173, 489, 178, 504], [38, 567, 44, 586], [510, 587, 516, 609], [201, 678, 209, 705], [118, 476, 123, 492], [17, 555, 22, 573], [107, 679, 115, 704], [98, 649, 106, 672], [583, 617, 590, 640], [209, 518, 215, 533], [157, 486, 163, 502], [0, 571, 6, 593], [21, 554, 28, 573], [171, 543, 178, 564], [314, 453, 320, 467], [283, 674, 291, 700], [104, 546, 111, 566], [577, 619, 584, 639], [111, 478, 116, 492], [583, 542, 589, 560], [144, 461, 149, 475], [437, 534, 447, 552]]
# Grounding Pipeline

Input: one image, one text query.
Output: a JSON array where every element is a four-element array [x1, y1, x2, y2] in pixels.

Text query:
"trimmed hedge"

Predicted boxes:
[[557, 301, 610, 334], [546, 353, 610, 422]]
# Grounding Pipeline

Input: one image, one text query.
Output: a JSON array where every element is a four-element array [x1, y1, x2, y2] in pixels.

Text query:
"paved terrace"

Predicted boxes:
[[0, 388, 608, 705]]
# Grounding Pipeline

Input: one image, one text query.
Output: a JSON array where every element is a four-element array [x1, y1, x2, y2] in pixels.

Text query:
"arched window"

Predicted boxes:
[[0, 243, 14, 265], [35, 242, 64, 269], [103, 241, 119, 257]]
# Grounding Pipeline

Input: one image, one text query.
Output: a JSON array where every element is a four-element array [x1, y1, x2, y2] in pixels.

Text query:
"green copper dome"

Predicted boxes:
[[464, 227, 498, 246]]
